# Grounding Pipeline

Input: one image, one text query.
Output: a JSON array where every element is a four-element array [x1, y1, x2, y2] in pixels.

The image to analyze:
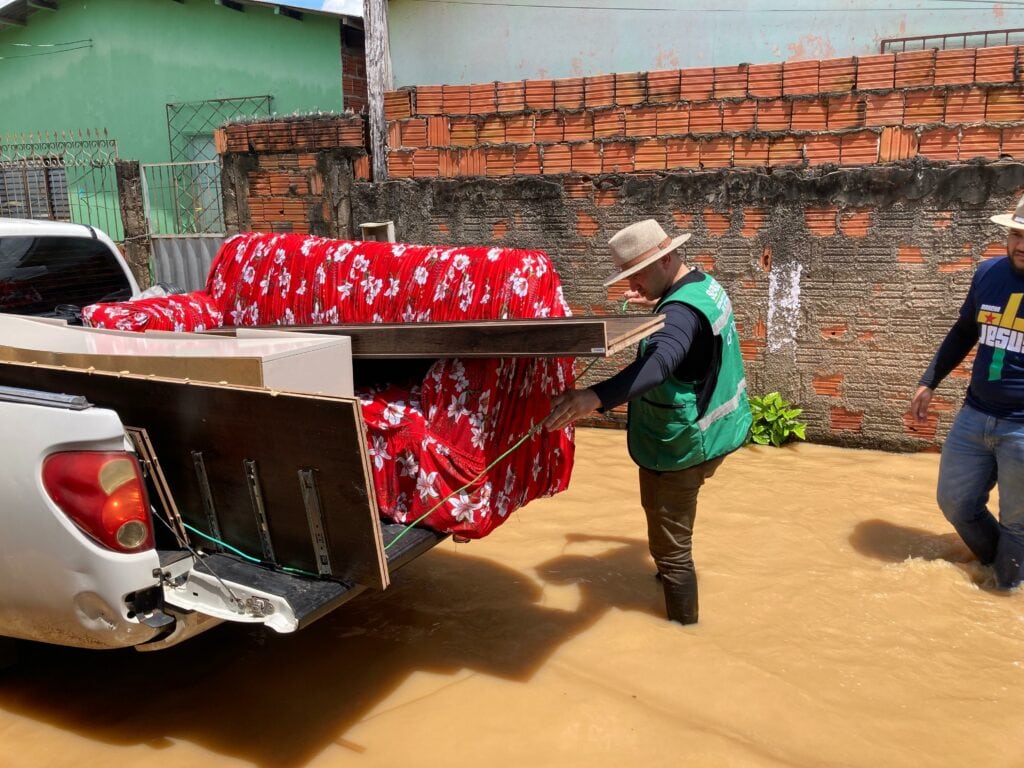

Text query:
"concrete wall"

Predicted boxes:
[[0, 0, 344, 163], [387, 0, 1018, 87]]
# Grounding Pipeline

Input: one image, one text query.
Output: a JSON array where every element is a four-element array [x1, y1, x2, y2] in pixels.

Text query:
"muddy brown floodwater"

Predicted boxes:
[[2, 428, 1023, 768]]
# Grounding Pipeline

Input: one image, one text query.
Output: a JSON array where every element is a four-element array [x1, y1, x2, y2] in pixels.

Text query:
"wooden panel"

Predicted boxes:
[[214, 316, 665, 358], [0, 361, 386, 589]]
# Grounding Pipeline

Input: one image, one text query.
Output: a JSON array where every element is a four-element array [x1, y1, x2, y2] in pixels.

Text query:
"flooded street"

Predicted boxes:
[[2, 427, 1023, 768]]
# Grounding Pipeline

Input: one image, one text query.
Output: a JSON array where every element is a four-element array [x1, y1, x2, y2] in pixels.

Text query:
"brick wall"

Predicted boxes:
[[382, 46, 1023, 176], [341, 25, 368, 114], [215, 115, 369, 238]]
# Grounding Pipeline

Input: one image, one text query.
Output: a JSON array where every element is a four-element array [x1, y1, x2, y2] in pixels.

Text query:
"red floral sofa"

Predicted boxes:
[[83, 232, 575, 539]]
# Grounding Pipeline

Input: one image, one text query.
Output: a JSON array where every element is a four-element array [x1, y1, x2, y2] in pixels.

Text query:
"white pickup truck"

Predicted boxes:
[[0, 218, 441, 657]]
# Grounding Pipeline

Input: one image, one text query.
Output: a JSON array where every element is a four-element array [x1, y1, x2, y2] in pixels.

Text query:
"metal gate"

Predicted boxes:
[[0, 129, 123, 239]]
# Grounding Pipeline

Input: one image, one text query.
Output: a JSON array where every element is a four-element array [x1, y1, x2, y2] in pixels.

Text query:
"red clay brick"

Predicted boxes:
[[828, 94, 866, 129], [657, 103, 690, 136], [615, 72, 646, 106], [975, 45, 1018, 84], [483, 146, 515, 176], [733, 137, 769, 167], [934, 49, 976, 86], [666, 137, 701, 168], [933, 211, 954, 229], [701, 137, 733, 168], [384, 90, 413, 120], [646, 69, 681, 104], [584, 74, 616, 107], [805, 207, 838, 235], [703, 209, 731, 235], [449, 117, 479, 147], [625, 106, 659, 138], [864, 91, 904, 127], [387, 120, 401, 148], [757, 99, 792, 132], [562, 111, 595, 142], [841, 130, 879, 165], [514, 145, 542, 174], [856, 54, 895, 91], [820, 322, 847, 337], [602, 141, 635, 172], [691, 253, 716, 272], [783, 60, 820, 95], [987, 87, 1024, 123], [804, 134, 842, 165], [680, 66, 715, 100], [415, 85, 444, 116], [525, 79, 555, 111], [412, 148, 441, 177], [904, 90, 946, 124], [983, 242, 1006, 260], [576, 210, 600, 237], [504, 114, 535, 144], [831, 407, 864, 433], [541, 144, 572, 174], [571, 142, 603, 174], [478, 115, 505, 144], [534, 112, 564, 143], [723, 101, 757, 132], [593, 108, 626, 138], [469, 83, 497, 114], [442, 84, 471, 115], [713, 64, 748, 98], [689, 101, 723, 134], [897, 245, 925, 264], [456, 148, 486, 176], [791, 98, 828, 131], [918, 127, 960, 160], [496, 81, 526, 113], [819, 57, 857, 93], [1002, 125, 1024, 158], [747, 63, 783, 98], [740, 338, 766, 362], [960, 126, 1002, 161], [839, 209, 872, 236], [492, 220, 508, 239], [400, 118, 428, 148], [563, 178, 592, 198], [427, 116, 450, 147], [946, 88, 987, 124], [879, 126, 919, 162], [895, 49, 935, 88], [353, 154, 371, 180], [902, 410, 937, 440], [634, 139, 668, 170], [554, 77, 585, 109], [769, 136, 804, 167], [595, 189, 619, 207], [438, 149, 458, 178], [811, 373, 844, 396]]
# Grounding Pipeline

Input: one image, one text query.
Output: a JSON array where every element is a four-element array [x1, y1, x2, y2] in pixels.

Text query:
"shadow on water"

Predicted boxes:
[[0, 536, 660, 767]]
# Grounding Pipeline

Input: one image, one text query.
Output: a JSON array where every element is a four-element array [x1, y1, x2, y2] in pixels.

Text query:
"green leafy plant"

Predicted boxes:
[[749, 392, 807, 447]]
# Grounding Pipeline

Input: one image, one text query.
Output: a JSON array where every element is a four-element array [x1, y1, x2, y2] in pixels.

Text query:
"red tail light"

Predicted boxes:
[[42, 451, 154, 553]]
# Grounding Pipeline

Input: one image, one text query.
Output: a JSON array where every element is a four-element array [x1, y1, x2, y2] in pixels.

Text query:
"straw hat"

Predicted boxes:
[[602, 219, 691, 287], [991, 193, 1024, 231]]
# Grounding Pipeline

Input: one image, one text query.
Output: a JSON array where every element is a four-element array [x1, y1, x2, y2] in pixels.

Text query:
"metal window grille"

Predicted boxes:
[[0, 130, 122, 239], [141, 160, 225, 235], [166, 95, 273, 163]]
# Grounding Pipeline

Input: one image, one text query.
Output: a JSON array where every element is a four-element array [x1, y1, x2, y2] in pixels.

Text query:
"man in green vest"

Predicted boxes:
[[545, 219, 751, 625]]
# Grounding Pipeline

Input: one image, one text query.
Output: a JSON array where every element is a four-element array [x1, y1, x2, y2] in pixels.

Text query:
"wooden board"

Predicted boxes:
[[212, 315, 665, 359], [0, 361, 387, 589]]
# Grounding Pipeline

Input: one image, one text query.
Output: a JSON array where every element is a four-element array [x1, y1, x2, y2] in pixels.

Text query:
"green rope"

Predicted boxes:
[[182, 521, 318, 577]]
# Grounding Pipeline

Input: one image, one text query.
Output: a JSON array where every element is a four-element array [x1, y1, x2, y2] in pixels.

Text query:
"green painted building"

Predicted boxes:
[[0, 0, 358, 237]]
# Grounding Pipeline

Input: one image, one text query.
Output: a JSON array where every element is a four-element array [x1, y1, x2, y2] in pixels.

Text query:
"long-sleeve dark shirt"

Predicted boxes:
[[592, 270, 715, 413]]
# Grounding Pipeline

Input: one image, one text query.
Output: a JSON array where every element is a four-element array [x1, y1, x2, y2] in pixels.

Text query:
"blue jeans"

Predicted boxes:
[[937, 404, 1024, 588]]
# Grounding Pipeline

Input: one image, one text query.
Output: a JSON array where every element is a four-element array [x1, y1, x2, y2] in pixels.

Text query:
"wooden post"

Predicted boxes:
[[363, 0, 393, 182]]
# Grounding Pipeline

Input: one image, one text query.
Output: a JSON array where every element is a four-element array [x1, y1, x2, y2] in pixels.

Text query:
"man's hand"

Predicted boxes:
[[622, 289, 658, 309], [911, 385, 934, 421], [544, 388, 602, 432]]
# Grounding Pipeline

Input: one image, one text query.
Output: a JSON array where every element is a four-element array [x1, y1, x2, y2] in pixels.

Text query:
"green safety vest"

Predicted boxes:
[[627, 273, 751, 471]]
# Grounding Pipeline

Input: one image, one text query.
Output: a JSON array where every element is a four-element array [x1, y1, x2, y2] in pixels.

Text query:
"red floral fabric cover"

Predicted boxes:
[[84, 232, 575, 539]]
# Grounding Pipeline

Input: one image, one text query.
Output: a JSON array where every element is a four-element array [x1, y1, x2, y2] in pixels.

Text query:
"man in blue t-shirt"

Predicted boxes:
[[912, 195, 1024, 589]]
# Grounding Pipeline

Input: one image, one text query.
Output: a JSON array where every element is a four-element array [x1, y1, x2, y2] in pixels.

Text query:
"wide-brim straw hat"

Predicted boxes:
[[602, 219, 691, 287], [991, 193, 1024, 231]]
